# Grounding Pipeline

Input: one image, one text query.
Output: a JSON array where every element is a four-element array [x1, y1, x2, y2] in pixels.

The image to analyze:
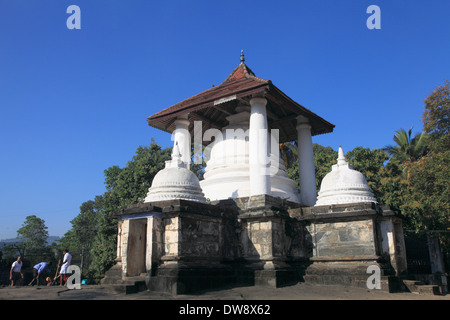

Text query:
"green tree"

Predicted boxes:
[[284, 142, 338, 193], [16, 215, 49, 260], [383, 127, 428, 164], [403, 151, 449, 233], [400, 81, 450, 251], [422, 80, 450, 140], [86, 141, 172, 282], [344, 147, 388, 201], [57, 200, 101, 276], [104, 142, 172, 206], [283, 142, 299, 189], [313, 144, 338, 192], [73, 200, 100, 273], [377, 160, 407, 210], [280, 142, 298, 169], [87, 193, 119, 282]]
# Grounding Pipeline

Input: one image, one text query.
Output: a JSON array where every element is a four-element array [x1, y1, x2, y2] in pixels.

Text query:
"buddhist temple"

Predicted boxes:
[[101, 53, 409, 295], [147, 51, 334, 206]]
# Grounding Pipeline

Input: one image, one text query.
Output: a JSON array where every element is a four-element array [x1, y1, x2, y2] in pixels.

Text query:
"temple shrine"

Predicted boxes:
[[101, 52, 408, 295]]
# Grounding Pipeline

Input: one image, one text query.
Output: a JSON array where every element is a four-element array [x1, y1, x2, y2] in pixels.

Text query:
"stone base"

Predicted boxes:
[[147, 262, 240, 295], [253, 269, 301, 287], [303, 259, 401, 292], [100, 263, 123, 285], [105, 197, 409, 295], [100, 263, 148, 294], [146, 258, 307, 295]]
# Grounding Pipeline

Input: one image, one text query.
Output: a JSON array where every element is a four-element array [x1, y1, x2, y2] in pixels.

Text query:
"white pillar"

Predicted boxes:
[[380, 219, 396, 271], [296, 115, 317, 206], [173, 115, 191, 167], [120, 219, 130, 276], [249, 97, 270, 196], [116, 220, 123, 261]]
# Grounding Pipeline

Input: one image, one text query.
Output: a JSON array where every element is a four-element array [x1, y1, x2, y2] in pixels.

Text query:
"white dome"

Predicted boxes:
[[199, 107, 301, 203], [315, 146, 377, 206], [144, 144, 207, 203]]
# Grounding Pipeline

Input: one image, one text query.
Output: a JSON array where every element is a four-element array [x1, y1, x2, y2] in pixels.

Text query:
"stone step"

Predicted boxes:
[[103, 283, 139, 294], [101, 275, 147, 295], [402, 279, 424, 292], [417, 285, 442, 295], [402, 280, 442, 295]]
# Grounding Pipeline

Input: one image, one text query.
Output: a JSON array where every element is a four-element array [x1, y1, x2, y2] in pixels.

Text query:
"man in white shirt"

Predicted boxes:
[[59, 249, 72, 286], [10, 256, 24, 286]]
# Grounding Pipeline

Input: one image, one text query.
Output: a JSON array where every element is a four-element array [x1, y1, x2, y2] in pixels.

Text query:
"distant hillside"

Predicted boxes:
[[0, 236, 61, 249]]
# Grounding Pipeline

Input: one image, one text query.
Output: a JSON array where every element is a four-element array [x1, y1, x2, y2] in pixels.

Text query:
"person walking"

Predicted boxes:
[[59, 249, 72, 286], [9, 256, 24, 287]]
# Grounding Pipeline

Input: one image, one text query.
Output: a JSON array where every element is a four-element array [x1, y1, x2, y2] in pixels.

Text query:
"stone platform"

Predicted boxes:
[[104, 195, 408, 295]]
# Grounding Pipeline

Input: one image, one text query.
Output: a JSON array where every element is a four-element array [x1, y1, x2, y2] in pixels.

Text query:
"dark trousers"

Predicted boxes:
[[32, 269, 47, 284]]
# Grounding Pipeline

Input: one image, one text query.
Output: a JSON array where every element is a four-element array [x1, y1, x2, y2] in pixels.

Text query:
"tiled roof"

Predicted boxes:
[[147, 61, 334, 143]]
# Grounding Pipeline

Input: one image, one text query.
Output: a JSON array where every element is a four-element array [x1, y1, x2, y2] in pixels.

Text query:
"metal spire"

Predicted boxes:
[[240, 50, 245, 64]]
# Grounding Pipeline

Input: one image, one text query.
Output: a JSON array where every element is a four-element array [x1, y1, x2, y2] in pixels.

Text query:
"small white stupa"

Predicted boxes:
[[144, 142, 207, 203], [315, 146, 377, 206]]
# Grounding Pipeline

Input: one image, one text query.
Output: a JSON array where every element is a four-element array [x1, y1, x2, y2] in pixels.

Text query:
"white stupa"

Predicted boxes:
[[315, 146, 377, 206], [199, 105, 301, 203], [144, 143, 207, 203]]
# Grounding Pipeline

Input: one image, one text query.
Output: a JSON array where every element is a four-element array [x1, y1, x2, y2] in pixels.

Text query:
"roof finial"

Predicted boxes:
[[240, 50, 245, 64], [337, 145, 347, 166]]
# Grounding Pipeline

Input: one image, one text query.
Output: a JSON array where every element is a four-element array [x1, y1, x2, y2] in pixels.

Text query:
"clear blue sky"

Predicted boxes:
[[0, 0, 449, 239]]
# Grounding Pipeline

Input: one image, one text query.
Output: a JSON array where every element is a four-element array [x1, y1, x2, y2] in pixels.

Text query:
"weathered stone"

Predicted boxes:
[[106, 196, 408, 295]]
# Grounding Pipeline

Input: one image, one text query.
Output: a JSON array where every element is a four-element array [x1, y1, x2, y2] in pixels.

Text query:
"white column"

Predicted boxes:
[[146, 217, 154, 273], [249, 97, 270, 196], [296, 115, 317, 206], [380, 219, 396, 269], [120, 219, 130, 276], [173, 115, 191, 167], [116, 220, 123, 262]]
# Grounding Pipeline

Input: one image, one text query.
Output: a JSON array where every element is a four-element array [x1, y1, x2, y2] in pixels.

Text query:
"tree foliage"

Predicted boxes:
[[423, 80, 450, 139], [284, 142, 337, 193], [345, 147, 388, 199], [403, 151, 449, 232], [2, 215, 56, 270], [383, 127, 428, 164], [75, 141, 172, 282], [399, 80, 450, 250], [16, 215, 49, 260]]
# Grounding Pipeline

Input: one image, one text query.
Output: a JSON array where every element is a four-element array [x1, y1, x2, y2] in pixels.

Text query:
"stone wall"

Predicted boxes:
[[288, 202, 408, 291], [307, 219, 376, 258], [108, 197, 407, 294]]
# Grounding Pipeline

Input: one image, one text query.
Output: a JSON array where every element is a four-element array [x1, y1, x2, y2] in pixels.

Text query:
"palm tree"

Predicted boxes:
[[383, 127, 428, 163]]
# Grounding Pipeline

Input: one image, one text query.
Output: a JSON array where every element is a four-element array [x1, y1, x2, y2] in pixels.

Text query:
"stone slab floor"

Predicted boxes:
[[1, 282, 449, 300]]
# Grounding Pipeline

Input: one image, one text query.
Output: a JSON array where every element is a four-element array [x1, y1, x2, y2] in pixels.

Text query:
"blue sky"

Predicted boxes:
[[0, 0, 449, 239]]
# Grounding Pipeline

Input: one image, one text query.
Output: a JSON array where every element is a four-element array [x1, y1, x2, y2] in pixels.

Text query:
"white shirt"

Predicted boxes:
[[12, 261, 22, 272], [60, 252, 72, 274]]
